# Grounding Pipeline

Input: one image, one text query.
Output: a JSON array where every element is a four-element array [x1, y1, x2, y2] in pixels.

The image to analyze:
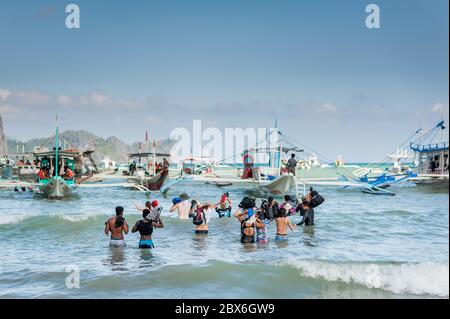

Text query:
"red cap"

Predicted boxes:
[[151, 200, 159, 207]]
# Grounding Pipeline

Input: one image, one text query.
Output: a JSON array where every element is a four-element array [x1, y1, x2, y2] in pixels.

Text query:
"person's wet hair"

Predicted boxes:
[[145, 201, 151, 208], [268, 196, 274, 203], [278, 208, 287, 217], [291, 153, 295, 158], [115, 216, 124, 227], [143, 209, 150, 219], [284, 195, 291, 202], [116, 206, 124, 216]]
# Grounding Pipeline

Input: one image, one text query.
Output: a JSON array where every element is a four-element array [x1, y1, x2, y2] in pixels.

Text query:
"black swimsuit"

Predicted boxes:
[[240, 220, 255, 243], [137, 220, 153, 236]]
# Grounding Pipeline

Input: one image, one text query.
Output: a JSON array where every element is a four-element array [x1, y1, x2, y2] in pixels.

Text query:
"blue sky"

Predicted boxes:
[[0, 0, 448, 161]]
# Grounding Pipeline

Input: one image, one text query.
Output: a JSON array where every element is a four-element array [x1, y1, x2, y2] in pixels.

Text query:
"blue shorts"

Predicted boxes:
[[139, 239, 154, 249], [275, 234, 288, 241]]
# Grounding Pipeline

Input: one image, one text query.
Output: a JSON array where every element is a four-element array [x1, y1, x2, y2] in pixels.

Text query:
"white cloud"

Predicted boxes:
[[57, 94, 73, 107], [431, 102, 448, 113], [146, 116, 159, 125], [0, 89, 11, 101], [319, 103, 338, 113]]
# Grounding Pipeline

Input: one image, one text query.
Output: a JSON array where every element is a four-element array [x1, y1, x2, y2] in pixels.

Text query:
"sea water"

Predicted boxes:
[[0, 181, 448, 298]]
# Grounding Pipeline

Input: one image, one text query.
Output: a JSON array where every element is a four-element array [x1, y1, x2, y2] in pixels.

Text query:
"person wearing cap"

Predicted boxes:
[[214, 192, 232, 218], [134, 201, 152, 213], [135, 200, 162, 221], [168, 194, 191, 219]]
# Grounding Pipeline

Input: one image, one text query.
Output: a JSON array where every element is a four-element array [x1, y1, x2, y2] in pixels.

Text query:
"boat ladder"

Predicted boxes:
[[296, 179, 306, 198]]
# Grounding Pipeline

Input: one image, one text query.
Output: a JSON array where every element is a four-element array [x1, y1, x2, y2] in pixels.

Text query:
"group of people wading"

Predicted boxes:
[[104, 188, 325, 249]]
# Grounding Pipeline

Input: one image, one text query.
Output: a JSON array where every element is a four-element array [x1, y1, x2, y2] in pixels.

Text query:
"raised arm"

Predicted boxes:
[[153, 218, 164, 228], [234, 208, 243, 219], [123, 220, 129, 234], [131, 221, 139, 233], [134, 202, 145, 212], [169, 203, 178, 212], [255, 218, 265, 229]]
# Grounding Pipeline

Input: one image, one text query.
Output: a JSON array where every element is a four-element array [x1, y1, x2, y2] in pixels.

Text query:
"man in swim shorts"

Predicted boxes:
[[105, 206, 129, 247]]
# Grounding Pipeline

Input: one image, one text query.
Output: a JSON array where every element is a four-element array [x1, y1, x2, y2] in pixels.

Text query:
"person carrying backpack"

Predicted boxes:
[[189, 200, 213, 235], [296, 187, 325, 226]]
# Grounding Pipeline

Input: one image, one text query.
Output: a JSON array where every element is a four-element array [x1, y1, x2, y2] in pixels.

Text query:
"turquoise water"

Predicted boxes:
[[0, 180, 448, 298]]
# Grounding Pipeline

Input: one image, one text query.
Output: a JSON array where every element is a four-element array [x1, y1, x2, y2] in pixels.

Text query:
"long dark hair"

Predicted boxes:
[[115, 206, 124, 227], [115, 216, 124, 227]]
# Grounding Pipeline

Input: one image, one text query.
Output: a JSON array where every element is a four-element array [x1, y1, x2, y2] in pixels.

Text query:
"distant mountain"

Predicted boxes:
[[5, 130, 176, 163], [0, 114, 6, 156]]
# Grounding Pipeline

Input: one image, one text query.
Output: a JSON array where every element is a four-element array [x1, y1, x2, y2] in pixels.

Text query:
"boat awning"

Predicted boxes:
[[33, 150, 82, 158], [410, 142, 449, 153], [129, 152, 171, 158]]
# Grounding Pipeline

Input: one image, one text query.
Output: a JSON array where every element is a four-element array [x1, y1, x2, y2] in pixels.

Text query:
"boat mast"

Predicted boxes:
[[440, 113, 444, 176], [153, 138, 156, 176], [55, 116, 59, 178]]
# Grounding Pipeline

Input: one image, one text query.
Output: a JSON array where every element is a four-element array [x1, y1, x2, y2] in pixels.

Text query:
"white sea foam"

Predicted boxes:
[[280, 259, 449, 297], [0, 211, 108, 224], [49, 211, 108, 222], [0, 213, 33, 225]]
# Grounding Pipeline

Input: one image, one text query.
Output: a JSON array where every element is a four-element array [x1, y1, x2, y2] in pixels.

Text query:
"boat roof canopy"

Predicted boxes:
[[129, 152, 171, 158], [33, 150, 83, 159], [410, 142, 449, 153]]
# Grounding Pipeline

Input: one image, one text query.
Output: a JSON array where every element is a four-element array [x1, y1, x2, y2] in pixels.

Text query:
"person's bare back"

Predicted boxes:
[[275, 217, 295, 235], [169, 200, 190, 219], [105, 216, 129, 240]]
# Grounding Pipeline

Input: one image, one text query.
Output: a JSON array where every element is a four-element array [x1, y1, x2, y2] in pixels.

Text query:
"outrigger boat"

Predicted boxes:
[[125, 150, 171, 192], [35, 125, 77, 199], [408, 120, 449, 189]]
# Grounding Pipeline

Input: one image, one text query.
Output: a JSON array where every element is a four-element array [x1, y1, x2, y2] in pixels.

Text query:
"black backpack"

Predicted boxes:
[[310, 191, 325, 208], [193, 209, 205, 225], [239, 197, 256, 209]]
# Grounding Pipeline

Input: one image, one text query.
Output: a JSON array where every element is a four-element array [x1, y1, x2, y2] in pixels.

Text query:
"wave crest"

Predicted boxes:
[[281, 259, 449, 297]]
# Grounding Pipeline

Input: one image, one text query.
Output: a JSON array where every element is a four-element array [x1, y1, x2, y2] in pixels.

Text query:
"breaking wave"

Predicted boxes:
[[279, 259, 449, 297]]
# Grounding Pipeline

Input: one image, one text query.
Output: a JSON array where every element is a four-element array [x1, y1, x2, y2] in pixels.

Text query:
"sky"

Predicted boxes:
[[0, 0, 448, 162]]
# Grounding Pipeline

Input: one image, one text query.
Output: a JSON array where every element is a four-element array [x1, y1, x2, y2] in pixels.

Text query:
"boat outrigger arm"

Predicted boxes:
[[337, 173, 398, 196]]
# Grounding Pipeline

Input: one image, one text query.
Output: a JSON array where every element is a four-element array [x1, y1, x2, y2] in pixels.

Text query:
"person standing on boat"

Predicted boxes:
[[132, 209, 164, 249], [105, 206, 129, 247], [189, 200, 213, 235], [163, 158, 169, 170], [287, 153, 298, 176], [169, 194, 191, 219]]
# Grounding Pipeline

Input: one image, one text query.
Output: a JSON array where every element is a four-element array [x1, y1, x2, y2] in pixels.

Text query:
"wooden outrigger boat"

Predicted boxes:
[[34, 125, 77, 199], [125, 150, 171, 192]]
